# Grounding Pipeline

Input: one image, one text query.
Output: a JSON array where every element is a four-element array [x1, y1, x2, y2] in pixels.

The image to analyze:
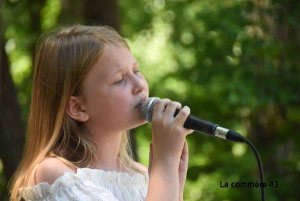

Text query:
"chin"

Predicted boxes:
[[129, 119, 147, 130]]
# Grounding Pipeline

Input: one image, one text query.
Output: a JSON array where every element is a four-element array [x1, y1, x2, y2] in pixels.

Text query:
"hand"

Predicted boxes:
[[151, 99, 192, 164], [179, 140, 189, 201], [148, 140, 190, 201], [146, 99, 193, 201]]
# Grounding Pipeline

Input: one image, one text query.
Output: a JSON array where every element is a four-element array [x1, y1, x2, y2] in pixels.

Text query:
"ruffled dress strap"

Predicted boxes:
[[21, 168, 149, 201]]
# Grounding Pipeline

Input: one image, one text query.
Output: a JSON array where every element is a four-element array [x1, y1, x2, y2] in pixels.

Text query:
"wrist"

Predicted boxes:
[[152, 153, 180, 167], [150, 161, 178, 178], [147, 166, 180, 201]]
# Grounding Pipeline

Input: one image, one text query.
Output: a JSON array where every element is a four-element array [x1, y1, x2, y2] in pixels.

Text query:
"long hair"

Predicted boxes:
[[9, 25, 141, 201]]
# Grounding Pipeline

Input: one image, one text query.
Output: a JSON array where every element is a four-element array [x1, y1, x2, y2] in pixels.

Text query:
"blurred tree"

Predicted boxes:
[[1, 0, 46, 199], [244, 0, 300, 199], [120, 0, 300, 200], [0, 4, 25, 199], [1, 0, 299, 200], [59, 0, 120, 31]]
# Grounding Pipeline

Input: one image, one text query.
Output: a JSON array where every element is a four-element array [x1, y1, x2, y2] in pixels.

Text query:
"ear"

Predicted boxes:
[[66, 96, 89, 122]]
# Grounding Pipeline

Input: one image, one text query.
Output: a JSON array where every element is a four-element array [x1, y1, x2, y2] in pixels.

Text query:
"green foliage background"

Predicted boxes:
[[1, 0, 300, 200]]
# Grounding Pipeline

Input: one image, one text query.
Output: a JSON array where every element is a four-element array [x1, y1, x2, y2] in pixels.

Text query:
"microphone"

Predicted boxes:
[[140, 97, 246, 143]]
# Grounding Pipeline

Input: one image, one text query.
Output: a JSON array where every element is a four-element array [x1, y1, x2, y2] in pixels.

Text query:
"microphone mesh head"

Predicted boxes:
[[141, 97, 160, 122]]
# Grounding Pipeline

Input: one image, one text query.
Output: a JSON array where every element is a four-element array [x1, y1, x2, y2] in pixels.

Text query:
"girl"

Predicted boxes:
[[9, 25, 193, 201]]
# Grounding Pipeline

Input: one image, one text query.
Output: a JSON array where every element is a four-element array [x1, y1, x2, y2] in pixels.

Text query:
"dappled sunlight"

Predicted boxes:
[[10, 55, 31, 85], [41, 0, 61, 31], [232, 143, 247, 157], [126, 20, 177, 87], [2, 0, 299, 200]]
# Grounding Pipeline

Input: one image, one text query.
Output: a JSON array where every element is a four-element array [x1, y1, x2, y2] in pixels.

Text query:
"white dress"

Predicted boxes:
[[21, 168, 149, 201]]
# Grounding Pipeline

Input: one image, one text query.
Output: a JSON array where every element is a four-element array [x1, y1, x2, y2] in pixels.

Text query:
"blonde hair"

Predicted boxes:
[[9, 25, 142, 201]]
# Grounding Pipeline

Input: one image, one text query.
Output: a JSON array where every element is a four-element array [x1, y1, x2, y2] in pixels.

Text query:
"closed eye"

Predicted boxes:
[[114, 68, 140, 85], [115, 77, 124, 84]]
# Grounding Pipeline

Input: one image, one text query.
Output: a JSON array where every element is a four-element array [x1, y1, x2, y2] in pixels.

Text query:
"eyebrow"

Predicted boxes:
[[114, 61, 138, 73]]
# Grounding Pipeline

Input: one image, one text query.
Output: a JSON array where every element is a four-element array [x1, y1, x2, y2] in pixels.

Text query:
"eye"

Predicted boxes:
[[115, 77, 124, 84], [134, 69, 140, 74]]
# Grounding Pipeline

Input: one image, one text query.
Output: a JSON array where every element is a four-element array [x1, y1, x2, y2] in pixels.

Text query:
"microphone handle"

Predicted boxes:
[[174, 110, 218, 135], [174, 110, 245, 142]]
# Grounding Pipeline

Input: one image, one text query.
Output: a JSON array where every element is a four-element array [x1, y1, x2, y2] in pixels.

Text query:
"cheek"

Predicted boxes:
[[104, 90, 129, 109], [112, 92, 131, 109]]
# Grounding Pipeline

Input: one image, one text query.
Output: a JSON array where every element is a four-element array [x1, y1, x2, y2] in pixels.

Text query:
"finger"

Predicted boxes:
[[183, 140, 188, 156], [174, 106, 190, 127], [148, 143, 153, 177], [179, 140, 189, 172], [180, 140, 188, 159], [163, 101, 182, 118], [152, 99, 171, 120]]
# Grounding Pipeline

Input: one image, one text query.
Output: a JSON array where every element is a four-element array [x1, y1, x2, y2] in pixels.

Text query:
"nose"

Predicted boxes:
[[132, 75, 146, 94]]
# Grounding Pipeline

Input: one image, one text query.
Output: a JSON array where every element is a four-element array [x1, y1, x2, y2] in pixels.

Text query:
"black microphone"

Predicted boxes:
[[140, 97, 246, 143]]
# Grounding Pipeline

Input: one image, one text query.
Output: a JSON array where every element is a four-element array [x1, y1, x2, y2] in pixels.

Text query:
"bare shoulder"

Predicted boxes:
[[35, 157, 75, 186], [134, 161, 148, 174]]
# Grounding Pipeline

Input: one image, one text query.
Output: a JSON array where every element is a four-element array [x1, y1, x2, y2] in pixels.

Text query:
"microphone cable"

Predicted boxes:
[[225, 129, 265, 200], [243, 138, 265, 201]]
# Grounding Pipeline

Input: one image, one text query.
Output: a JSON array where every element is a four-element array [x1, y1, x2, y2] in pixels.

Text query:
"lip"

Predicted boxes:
[[135, 96, 147, 108]]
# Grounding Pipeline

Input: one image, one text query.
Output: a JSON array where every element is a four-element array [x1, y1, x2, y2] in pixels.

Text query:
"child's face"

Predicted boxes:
[[79, 45, 149, 134]]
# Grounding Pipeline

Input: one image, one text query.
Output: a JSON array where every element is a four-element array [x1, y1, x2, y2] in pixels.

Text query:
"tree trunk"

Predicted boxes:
[[0, 33, 25, 186], [0, 0, 45, 192], [83, 0, 120, 32]]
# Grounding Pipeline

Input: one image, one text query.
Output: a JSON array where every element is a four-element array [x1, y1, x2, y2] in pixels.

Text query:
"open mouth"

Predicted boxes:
[[136, 98, 147, 108]]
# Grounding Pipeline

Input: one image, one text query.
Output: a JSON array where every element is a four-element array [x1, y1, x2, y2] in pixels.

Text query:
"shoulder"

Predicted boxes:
[[133, 161, 148, 174], [35, 157, 76, 186]]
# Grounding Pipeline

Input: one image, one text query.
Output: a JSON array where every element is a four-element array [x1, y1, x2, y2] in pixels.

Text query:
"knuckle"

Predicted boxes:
[[180, 108, 189, 117], [173, 101, 182, 108], [161, 98, 171, 103], [161, 118, 170, 126], [156, 99, 171, 107], [155, 99, 163, 106], [154, 100, 164, 110]]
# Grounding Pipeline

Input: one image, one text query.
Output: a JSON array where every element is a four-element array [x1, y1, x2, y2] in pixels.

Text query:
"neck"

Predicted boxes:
[[90, 129, 124, 172]]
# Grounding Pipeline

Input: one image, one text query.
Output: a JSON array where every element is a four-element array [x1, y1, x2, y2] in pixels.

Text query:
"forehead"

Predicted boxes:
[[88, 44, 136, 79]]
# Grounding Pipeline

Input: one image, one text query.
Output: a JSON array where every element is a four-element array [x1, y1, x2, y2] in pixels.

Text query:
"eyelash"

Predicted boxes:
[[115, 70, 140, 84], [116, 78, 124, 84]]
